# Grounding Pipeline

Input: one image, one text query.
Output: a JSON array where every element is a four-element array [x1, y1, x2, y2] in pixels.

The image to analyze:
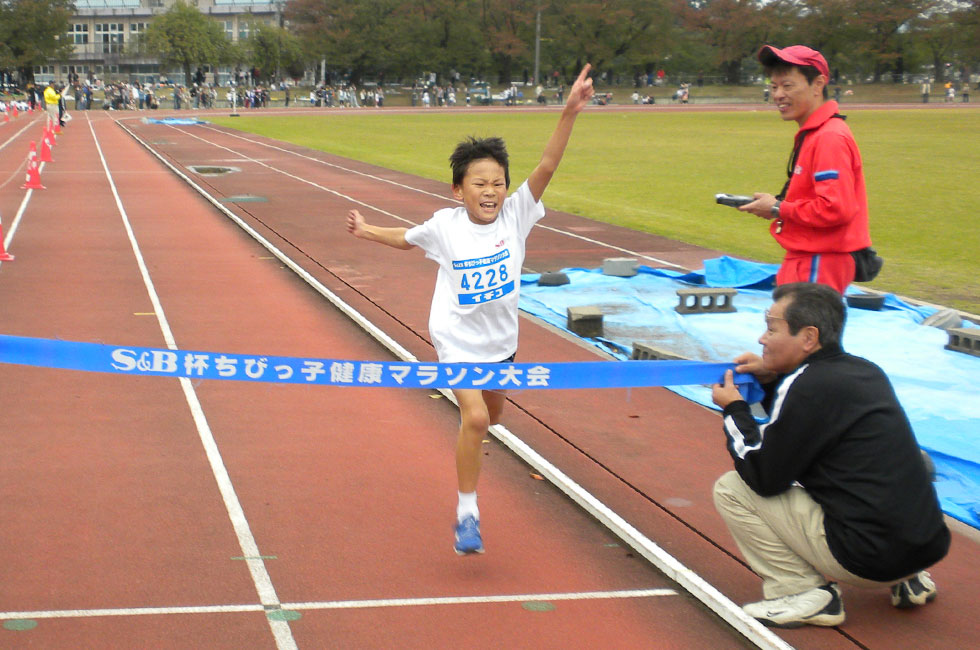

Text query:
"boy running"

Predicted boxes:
[[346, 64, 594, 554]]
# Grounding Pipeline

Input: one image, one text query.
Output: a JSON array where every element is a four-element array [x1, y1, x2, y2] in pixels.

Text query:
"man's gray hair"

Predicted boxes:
[[772, 282, 846, 347]]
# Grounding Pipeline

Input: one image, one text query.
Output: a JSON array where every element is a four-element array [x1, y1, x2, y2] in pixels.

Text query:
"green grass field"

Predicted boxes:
[[210, 106, 980, 313]]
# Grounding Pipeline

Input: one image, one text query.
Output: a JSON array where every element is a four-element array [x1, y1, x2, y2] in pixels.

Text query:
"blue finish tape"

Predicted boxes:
[[0, 334, 762, 400]]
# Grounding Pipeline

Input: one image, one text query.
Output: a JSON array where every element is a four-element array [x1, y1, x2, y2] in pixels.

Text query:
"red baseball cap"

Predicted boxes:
[[758, 45, 829, 79]]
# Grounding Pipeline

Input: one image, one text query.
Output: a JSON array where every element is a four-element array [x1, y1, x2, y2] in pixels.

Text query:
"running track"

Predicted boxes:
[[0, 103, 977, 649]]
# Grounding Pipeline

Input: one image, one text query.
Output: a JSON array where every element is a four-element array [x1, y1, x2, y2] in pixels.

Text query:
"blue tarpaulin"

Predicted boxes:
[[519, 257, 980, 529]]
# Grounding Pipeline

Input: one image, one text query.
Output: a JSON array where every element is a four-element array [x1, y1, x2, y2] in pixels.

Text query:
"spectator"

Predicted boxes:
[[57, 84, 68, 126], [43, 80, 60, 125]]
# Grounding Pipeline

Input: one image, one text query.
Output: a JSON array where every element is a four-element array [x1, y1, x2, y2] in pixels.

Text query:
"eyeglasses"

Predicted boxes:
[[764, 309, 787, 328]]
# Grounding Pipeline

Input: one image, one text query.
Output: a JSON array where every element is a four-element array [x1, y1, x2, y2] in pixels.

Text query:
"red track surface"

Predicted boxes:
[[0, 104, 977, 649]]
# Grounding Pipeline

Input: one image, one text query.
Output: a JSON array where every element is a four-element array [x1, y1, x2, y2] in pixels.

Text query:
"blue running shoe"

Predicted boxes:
[[454, 515, 484, 555]]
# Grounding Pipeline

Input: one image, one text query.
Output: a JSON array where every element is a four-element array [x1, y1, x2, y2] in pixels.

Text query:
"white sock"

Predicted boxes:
[[457, 491, 479, 522]]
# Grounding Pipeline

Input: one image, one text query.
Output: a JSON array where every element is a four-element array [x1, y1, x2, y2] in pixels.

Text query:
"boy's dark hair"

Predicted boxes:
[[765, 62, 829, 100], [450, 136, 510, 188], [772, 282, 846, 347]]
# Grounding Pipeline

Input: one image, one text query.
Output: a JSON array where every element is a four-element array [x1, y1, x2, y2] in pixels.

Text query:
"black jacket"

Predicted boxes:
[[721, 343, 950, 581]]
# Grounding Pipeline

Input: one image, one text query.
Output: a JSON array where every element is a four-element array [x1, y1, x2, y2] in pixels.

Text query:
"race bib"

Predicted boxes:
[[452, 249, 514, 306]]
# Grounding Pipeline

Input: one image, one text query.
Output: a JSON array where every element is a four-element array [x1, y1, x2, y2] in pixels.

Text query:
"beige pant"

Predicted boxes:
[[713, 470, 892, 599], [46, 102, 59, 125]]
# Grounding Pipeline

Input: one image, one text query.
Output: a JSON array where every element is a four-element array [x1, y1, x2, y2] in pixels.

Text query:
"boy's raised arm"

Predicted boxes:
[[527, 64, 594, 202], [346, 209, 414, 250]]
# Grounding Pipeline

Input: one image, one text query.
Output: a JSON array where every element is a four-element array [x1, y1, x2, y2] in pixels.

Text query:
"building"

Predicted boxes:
[[38, 0, 288, 86]]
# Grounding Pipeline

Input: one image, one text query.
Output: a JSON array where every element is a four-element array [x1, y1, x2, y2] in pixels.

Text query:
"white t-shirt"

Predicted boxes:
[[405, 181, 545, 363]]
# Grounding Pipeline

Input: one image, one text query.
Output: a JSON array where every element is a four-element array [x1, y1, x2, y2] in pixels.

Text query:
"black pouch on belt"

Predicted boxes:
[[851, 247, 884, 282]]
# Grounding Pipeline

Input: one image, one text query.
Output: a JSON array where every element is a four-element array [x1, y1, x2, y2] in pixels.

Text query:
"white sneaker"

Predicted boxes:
[[743, 583, 845, 628], [891, 571, 937, 608]]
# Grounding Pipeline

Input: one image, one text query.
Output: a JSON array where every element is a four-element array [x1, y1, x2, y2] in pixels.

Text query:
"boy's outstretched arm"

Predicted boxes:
[[527, 63, 595, 202], [346, 209, 414, 250]]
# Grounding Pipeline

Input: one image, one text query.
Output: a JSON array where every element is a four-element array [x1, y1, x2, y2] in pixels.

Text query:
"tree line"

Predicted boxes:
[[1, 0, 977, 88], [285, 0, 978, 85]]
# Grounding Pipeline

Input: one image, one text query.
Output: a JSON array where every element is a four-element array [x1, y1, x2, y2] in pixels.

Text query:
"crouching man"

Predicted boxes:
[[711, 282, 949, 628]]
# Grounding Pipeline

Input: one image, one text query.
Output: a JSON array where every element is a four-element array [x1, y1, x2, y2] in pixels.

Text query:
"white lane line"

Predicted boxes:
[[0, 117, 40, 153], [0, 588, 675, 621], [0, 604, 264, 621], [3, 118, 76, 256], [116, 120, 415, 361], [188, 124, 689, 270], [87, 115, 298, 650], [198, 124, 455, 202], [171, 125, 418, 226], [483, 419, 791, 650], [1, 161, 44, 255], [284, 588, 677, 611], [117, 120, 793, 650]]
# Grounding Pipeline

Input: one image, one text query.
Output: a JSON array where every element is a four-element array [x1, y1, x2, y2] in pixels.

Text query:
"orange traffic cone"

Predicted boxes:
[[10, 105, 18, 118], [0, 217, 14, 262], [21, 142, 45, 190], [2, 112, 8, 123], [40, 133, 54, 163], [53, 119, 62, 134]]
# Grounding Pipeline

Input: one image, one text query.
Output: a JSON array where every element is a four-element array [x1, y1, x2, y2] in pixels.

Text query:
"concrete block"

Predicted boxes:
[[922, 308, 963, 331], [602, 257, 638, 277], [631, 342, 687, 361], [567, 305, 603, 338], [675, 287, 737, 314], [945, 327, 980, 357], [538, 271, 570, 286]]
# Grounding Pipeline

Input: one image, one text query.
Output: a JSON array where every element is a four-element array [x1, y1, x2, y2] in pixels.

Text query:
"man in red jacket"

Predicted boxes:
[[741, 45, 873, 293]]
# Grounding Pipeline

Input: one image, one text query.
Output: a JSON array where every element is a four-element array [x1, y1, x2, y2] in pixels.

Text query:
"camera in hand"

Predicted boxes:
[[715, 193, 754, 208]]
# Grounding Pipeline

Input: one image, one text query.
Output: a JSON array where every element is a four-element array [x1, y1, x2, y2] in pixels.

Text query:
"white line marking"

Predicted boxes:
[[0, 588, 675, 621], [284, 588, 677, 611], [117, 119, 793, 650], [87, 115, 298, 650], [2, 162, 41, 253], [0, 604, 264, 621], [174, 125, 417, 226], [116, 120, 415, 360], [187, 124, 688, 269], [0, 117, 40, 152], [483, 419, 791, 650]]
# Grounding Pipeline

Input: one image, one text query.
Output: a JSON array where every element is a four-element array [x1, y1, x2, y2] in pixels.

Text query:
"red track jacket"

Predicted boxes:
[[774, 101, 872, 255]]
